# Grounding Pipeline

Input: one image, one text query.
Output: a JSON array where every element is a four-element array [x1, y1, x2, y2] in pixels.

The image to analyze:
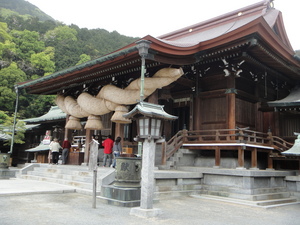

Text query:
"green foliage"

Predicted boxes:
[[0, 0, 138, 119], [11, 29, 45, 60], [76, 54, 91, 65], [0, 110, 9, 124], [0, 0, 54, 21], [0, 22, 11, 42], [0, 62, 26, 112], [21, 95, 55, 119], [0, 110, 26, 145], [44, 25, 77, 44], [30, 46, 55, 74]]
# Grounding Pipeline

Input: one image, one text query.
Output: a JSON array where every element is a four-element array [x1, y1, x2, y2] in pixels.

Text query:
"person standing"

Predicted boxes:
[[62, 138, 71, 164], [102, 135, 113, 167], [50, 138, 62, 165], [112, 137, 122, 168]]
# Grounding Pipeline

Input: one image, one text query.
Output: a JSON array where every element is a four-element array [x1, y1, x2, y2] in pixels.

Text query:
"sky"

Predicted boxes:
[[25, 0, 300, 50]]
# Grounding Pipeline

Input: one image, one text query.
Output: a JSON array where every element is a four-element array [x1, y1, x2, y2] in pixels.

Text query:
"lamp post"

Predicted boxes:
[[124, 101, 177, 217], [124, 39, 177, 217]]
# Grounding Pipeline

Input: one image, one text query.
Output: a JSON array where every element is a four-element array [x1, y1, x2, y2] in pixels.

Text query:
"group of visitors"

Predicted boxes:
[[102, 135, 122, 168], [48, 138, 71, 165], [48, 135, 122, 168]]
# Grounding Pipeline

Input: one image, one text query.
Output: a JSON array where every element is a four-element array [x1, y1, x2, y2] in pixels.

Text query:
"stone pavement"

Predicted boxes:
[[1, 178, 300, 225]]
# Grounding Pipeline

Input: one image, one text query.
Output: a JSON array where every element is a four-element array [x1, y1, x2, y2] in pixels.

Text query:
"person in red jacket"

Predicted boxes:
[[102, 135, 114, 167]]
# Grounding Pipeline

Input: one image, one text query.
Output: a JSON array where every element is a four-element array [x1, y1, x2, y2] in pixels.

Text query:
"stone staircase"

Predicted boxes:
[[16, 163, 299, 208], [17, 163, 115, 195], [158, 148, 197, 170], [199, 185, 297, 208], [154, 170, 203, 199]]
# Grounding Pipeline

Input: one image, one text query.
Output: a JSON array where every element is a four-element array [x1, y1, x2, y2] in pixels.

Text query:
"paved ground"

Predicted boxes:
[[1, 178, 300, 225]]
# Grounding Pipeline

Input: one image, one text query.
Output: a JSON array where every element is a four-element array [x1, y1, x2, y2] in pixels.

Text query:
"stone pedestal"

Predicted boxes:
[[99, 185, 141, 207], [114, 157, 142, 188], [130, 207, 162, 218], [130, 139, 162, 218], [0, 169, 15, 179]]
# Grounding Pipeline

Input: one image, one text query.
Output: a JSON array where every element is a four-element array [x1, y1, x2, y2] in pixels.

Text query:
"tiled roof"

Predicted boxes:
[[268, 86, 300, 107], [23, 106, 66, 123]]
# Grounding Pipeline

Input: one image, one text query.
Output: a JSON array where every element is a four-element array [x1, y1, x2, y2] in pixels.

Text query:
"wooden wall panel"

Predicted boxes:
[[236, 98, 255, 128], [200, 96, 227, 129], [279, 114, 300, 138]]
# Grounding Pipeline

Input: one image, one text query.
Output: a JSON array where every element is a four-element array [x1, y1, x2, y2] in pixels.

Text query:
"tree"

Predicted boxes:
[[0, 22, 11, 42], [0, 110, 25, 146], [30, 46, 55, 75], [44, 26, 79, 71], [0, 62, 26, 112], [76, 54, 91, 65], [11, 29, 45, 60], [44, 25, 77, 45]]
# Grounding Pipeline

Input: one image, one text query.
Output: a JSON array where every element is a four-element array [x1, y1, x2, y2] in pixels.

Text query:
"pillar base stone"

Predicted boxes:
[[130, 207, 162, 218]]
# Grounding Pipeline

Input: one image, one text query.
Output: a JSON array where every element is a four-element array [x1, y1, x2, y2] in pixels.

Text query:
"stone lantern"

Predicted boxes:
[[123, 101, 177, 218]]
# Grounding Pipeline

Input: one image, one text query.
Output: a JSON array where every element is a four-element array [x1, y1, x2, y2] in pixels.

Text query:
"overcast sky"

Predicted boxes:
[[25, 0, 300, 50]]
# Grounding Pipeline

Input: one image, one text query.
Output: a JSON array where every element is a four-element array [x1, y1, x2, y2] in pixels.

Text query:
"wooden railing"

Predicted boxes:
[[161, 128, 293, 165], [161, 130, 186, 165]]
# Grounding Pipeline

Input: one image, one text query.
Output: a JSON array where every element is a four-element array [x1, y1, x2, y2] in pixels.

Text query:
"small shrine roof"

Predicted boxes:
[[23, 106, 66, 124], [268, 86, 300, 107], [123, 101, 178, 120]]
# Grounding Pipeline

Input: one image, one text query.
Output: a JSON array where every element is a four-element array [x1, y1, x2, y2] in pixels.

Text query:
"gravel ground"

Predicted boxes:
[[1, 193, 300, 225]]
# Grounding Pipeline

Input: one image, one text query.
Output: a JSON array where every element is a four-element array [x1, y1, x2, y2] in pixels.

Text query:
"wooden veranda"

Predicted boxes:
[[162, 128, 293, 169]]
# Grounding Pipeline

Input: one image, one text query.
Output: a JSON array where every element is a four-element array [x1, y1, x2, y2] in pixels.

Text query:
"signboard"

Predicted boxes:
[[42, 130, 51, 145]]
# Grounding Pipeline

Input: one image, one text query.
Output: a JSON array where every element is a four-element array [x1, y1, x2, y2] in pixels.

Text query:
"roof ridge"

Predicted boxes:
[[158, 0, 272, 41]]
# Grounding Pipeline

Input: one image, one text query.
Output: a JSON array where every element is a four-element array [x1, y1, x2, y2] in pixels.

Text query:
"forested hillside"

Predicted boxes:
[[0, 0, 139, 121]]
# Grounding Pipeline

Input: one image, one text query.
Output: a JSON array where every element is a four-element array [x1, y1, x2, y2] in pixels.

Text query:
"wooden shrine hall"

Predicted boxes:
[[18, 0, 300, 171]]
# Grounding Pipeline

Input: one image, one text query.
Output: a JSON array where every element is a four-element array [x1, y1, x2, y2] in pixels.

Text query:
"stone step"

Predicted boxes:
[[20, 174, 94, 190], [256, 198, 297, 206], [18, 164, 116, 195], [27, 170, 94, 183], [155, 189, 201, 199], [201, 184, 287, 195], [192, 194, 299, 208], [156, 184, 202, 192], [202, 189, 291, 201], [97, 196, 141, 207]]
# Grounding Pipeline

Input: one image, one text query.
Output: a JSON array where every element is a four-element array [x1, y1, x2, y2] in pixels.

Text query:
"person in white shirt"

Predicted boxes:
[[50, 138, 62, 164]]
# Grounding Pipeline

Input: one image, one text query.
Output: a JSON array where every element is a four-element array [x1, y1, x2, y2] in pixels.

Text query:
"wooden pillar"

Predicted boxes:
[[64, 115, 73, 141], [214, 147, 220, 168], [114, 123, 124, 140], [267, 151, 274, 170], [237, 146, 244, 168], [84, 129, 92, 165], [226, 76, 236, 130], [227, 93, 236, 130], [251, 148, 257, 169], [193, 96, 201, 130]]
